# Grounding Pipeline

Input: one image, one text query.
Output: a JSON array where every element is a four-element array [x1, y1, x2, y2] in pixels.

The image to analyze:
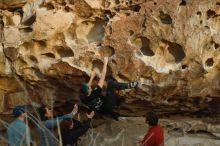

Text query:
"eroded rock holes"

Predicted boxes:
[[133, 37, 154, 56], [159, 11, 172, 24], [55, 46, 74, 58], [163, 40, 186, 63], [87, 19, 106, 43], [98, 46, 115, 57], [205, 58, 214, 67], [179, 0, 186, 6], [206, 9, 216, 19]]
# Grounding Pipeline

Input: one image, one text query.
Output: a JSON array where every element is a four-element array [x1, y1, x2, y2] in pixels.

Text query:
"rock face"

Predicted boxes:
[[0, 0, 220, 132]]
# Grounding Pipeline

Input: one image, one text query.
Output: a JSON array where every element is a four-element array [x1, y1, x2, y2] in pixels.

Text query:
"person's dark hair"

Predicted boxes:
[[60, 118, 73, 134], [146, 112, 158, 126], [38, 105, 48, 121]]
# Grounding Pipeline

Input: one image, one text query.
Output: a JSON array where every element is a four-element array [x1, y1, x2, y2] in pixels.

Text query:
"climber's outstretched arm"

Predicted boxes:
[[88, 71, 96, 87], [98, 57, 108, 88]]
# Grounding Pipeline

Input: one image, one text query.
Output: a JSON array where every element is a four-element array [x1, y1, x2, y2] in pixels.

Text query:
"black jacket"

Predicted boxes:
[[61, 119, 91, 146]]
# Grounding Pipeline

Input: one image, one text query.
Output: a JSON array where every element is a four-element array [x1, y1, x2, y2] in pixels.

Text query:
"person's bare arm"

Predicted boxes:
[[98, 57, 108, 88], [88, 71, 96, 87]]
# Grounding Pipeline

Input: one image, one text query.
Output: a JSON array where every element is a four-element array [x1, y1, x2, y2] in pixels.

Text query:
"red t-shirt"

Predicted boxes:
[[141, 125, 164, 146]]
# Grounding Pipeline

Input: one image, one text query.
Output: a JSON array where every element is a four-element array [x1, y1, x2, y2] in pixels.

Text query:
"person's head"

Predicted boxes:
[[81, 83, 92, 96], [13, 105, 27, 120], [38, 105, 53, 121], [145, 112, 158, 126], [60, 118, 74, 134]]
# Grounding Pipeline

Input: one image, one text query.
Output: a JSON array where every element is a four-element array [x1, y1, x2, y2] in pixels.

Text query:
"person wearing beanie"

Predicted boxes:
[[80, 57, 141, 120], [7, 105, 32, 146]]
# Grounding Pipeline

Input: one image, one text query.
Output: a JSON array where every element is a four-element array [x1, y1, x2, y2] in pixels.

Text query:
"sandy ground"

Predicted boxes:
[[79, 117, 220, 146], [0, 117, 220, 146]]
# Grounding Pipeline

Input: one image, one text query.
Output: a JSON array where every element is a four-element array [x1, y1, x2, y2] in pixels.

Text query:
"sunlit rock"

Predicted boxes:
[[0, 0, 220, 145]]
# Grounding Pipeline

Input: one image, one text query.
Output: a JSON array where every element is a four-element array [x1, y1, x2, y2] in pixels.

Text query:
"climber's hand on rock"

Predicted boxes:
[[104, 57, 108, 65]]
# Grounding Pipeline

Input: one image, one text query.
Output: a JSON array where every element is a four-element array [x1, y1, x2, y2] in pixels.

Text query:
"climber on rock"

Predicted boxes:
[[80, 57, 141, 121]]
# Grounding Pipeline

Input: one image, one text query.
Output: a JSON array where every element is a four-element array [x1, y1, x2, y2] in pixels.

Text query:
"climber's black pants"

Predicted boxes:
[[99, 80, 129, 120]]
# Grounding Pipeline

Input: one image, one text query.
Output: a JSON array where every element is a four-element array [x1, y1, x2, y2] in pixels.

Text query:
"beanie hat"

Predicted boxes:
[[82, 83, 89, 94], [13, 105, 27, 118]]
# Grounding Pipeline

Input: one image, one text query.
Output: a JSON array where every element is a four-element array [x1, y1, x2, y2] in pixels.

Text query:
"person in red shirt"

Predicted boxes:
[[140, 112, 164, 146]]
